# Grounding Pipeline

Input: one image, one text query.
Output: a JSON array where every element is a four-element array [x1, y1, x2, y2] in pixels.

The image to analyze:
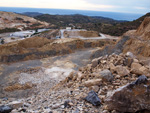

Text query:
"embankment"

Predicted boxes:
[[0, 37, 116, 63]]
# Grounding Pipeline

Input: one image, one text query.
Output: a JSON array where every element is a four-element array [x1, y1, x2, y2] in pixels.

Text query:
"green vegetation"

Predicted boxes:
[[30, 23, 42, 27], [1, 39, 5, 44], [35, 14, 121, 28], [0, 28, 20, 33], [23, 21, 31, 23], [98, 13, 150, 36], [35, 13, 150, 36], [15, 17, 24, 21]]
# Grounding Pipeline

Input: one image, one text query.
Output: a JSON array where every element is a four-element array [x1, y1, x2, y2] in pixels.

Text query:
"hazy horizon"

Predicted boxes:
[[0, 7, 145, 21], [0, 6, 149, 14], [0, 0, 149, 14]]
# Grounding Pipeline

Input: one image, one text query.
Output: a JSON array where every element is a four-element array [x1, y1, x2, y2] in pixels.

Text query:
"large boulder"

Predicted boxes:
[[131, 62, 142, 70], [115, 65, 130, 76], [130, 69, 143, 75], [0, 105, 13, 113], [91, 58, 101, 68], [99, 69, 114, 82], [84, 90, 101, 106], [105, 75, 150, 112]]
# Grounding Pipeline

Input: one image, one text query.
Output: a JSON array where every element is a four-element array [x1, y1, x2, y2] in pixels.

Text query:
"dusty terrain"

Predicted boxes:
[[0, 11, 49, 30], [0, 16, 150, 113], [63, 30, 99, 38], [0, 37, 116, 63], [0, 48, 99, 98]]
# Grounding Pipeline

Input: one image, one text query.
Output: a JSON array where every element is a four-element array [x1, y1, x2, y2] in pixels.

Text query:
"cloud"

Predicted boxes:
[[134, 7, 147, 10], [84, 0, 150, 13], [0, 0, 149, 14], [0, 0, 119, 11]]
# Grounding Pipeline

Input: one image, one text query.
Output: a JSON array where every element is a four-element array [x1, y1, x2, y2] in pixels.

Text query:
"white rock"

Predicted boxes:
[[126, 52, 134, 58]]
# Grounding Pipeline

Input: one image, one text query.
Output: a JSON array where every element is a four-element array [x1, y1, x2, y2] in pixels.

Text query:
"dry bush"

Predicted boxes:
[[79, 31, 99, 37], [17, 37, 52, 48], [4, 83, 34, 92]]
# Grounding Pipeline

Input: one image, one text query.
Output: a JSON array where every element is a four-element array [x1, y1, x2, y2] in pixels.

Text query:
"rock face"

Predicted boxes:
[[91, 36, 130, 59], [106, 75, 150, 112], [84, 90, 101, 106], [136, 17, 150, 40], [123, 17, 150, 57], [0, 105, 13, 113]]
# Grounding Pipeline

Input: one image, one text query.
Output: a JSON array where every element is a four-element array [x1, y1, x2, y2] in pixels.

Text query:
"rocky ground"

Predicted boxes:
[[0, 48, 99, 97], [0, 51, 150, 113], [0, 15, 150, 113], [63, 30, 99, 38]]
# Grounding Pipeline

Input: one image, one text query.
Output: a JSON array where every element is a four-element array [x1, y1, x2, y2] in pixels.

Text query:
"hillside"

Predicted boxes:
[[0, 37, 116, 63], [92, 16, 150, 59], [99, 12, 150, 36], [0, 11, 49, 33], [136, 17, 150, 40], [35, 14, 122, 28], [21, 12, 43, 17], [123, 17, 150, 57], [35, 13, 150, 36]]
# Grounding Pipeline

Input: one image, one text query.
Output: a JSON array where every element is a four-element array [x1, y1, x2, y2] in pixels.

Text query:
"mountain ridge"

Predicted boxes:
[[35, 13, 150, 36]]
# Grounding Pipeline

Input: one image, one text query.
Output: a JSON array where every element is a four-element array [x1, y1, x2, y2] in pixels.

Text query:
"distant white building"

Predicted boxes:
[[66, 27, 72, 30]]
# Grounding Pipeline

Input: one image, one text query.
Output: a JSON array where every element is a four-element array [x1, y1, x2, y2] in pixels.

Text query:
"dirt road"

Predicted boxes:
[[0, 48, 98, 98]]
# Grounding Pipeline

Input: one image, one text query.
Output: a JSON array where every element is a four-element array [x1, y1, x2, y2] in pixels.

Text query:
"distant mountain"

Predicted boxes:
[[99, 12, 150, 36], [20, 12, 150, 36], [22, 12, 43, 17], [35, 14, 123, 29]]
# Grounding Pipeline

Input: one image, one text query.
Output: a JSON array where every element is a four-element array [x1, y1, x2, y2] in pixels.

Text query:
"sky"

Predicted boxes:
[[0, 0, 149, 14]]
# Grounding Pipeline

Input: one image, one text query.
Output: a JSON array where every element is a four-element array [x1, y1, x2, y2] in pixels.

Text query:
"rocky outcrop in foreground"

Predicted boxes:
[[106, 75, 150, 112]]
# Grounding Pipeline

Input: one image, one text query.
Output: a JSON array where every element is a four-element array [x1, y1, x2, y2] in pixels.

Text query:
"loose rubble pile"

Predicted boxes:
[[0, 52, 150, 113]]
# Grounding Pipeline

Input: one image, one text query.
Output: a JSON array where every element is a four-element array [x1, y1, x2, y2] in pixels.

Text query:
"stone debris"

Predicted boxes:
[[0, 52, 150, 113]]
